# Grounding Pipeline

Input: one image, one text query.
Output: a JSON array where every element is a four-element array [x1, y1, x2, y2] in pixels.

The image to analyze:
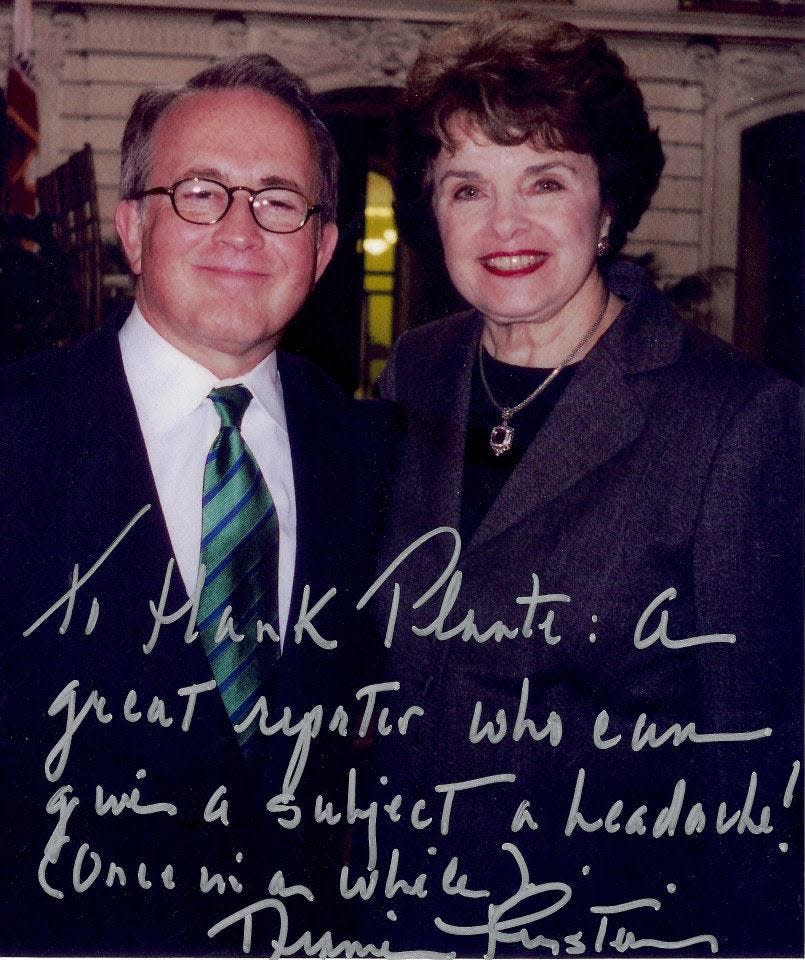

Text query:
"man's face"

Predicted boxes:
[[115, 88, 337, 377]]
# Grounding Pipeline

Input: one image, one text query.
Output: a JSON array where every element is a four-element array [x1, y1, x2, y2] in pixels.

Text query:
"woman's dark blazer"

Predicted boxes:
[[372, 262, 803, 956]]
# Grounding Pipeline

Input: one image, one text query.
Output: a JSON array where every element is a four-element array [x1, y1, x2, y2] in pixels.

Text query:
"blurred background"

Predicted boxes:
[[1, 0, 803, 391]]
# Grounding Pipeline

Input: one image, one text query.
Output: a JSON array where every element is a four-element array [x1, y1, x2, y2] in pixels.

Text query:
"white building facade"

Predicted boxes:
[[2, 0, 803, 342]]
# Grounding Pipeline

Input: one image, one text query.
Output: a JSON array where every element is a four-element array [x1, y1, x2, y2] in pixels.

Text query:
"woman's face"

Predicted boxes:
[[432, 117, 610, 331]]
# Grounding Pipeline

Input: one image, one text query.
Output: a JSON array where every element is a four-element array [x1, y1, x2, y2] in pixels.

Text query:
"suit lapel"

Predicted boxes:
[[69, 328, 223, 722], [277, 351, 327, 625], [71, 325, 182, 604]]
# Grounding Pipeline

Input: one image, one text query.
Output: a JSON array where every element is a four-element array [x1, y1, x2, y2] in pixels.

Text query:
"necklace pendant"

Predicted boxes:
[[490, 421, 514, 456]]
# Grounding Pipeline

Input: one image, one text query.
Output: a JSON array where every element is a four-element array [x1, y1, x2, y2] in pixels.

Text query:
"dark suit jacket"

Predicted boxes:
[[370, 262, 803, 956], [0, 324, 393, 954]]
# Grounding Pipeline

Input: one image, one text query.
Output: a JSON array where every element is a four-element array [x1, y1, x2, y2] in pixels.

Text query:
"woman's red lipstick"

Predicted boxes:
[[479, 250, 548, 277]]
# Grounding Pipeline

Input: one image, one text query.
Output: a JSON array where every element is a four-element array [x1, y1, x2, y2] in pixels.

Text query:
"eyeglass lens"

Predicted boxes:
[[173, 179, 311, 232]]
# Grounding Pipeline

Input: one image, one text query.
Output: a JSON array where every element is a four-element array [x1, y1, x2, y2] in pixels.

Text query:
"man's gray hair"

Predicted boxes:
[[118, 54, 339, 222]]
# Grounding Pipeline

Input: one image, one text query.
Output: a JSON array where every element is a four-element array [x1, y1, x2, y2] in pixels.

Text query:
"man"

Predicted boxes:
[[0, 56, 390, 954]]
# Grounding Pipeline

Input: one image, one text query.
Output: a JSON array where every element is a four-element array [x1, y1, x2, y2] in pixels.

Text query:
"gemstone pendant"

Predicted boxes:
[[490, 422, 513, 456]]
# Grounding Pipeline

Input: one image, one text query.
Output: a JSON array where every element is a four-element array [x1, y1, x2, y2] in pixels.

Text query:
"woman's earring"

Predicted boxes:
[[596, 237, 609, 258]]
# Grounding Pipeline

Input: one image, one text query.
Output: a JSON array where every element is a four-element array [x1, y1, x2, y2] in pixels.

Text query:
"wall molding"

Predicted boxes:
[[31, 0, 805, 41]]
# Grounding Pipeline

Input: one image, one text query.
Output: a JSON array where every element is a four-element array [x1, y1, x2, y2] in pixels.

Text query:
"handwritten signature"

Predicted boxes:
[[433, 842, 717, 957], [207, 842, 718, 957]]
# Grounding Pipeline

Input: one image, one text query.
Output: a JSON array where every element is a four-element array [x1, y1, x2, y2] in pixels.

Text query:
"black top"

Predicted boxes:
[[461, 347, 575, 541]]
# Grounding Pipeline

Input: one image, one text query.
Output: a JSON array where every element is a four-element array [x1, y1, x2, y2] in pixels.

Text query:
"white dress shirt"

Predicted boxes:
[[119, 305, 297, 641]]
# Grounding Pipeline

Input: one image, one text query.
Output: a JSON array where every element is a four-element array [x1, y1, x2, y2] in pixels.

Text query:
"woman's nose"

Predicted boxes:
[[489, 193, 528, 239]]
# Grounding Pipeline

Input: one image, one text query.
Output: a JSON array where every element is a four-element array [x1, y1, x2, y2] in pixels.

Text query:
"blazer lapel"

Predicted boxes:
[[466, 283, 684, 557], [466, 347, 641, 554]]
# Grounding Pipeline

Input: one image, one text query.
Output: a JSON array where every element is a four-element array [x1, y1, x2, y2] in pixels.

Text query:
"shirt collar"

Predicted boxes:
[[119, 303, 287, 435]]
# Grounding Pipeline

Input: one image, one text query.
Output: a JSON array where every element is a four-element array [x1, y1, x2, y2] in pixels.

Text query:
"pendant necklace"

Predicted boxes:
[[478, 290, 610, 457]]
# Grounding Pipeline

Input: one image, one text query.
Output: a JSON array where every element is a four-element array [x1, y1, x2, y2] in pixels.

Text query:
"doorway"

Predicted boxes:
[[734, 112, 804, 383], [283, 87, 464, 395]]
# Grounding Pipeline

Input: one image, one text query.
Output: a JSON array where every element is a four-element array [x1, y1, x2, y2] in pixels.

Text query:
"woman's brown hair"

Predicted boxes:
[[399, 10, 665, 255]]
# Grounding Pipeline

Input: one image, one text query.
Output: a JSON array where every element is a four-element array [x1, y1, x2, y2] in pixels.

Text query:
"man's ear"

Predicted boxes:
[[115, 200, 144, 276], [314, 222, 338, 283]]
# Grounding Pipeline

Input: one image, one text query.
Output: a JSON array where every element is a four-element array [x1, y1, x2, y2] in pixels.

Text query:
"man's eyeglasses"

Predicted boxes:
[[134, 177, 322, 234]]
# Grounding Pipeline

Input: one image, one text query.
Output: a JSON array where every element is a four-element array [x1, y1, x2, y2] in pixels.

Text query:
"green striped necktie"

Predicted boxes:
[[197, 385, 280, 750]]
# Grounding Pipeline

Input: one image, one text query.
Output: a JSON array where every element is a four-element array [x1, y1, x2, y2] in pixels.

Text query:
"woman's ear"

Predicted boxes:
[[599, 209, 613, 243]]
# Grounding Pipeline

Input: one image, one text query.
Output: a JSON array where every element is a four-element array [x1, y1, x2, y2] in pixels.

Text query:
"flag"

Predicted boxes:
[[4, 0, 39, 215]]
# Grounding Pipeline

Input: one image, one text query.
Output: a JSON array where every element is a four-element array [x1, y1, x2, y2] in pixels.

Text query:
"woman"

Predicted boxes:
[[368, 12, 802, 957]]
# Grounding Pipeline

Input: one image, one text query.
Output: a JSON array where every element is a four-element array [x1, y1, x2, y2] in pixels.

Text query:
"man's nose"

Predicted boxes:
[[212, 190, 265, 249]]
